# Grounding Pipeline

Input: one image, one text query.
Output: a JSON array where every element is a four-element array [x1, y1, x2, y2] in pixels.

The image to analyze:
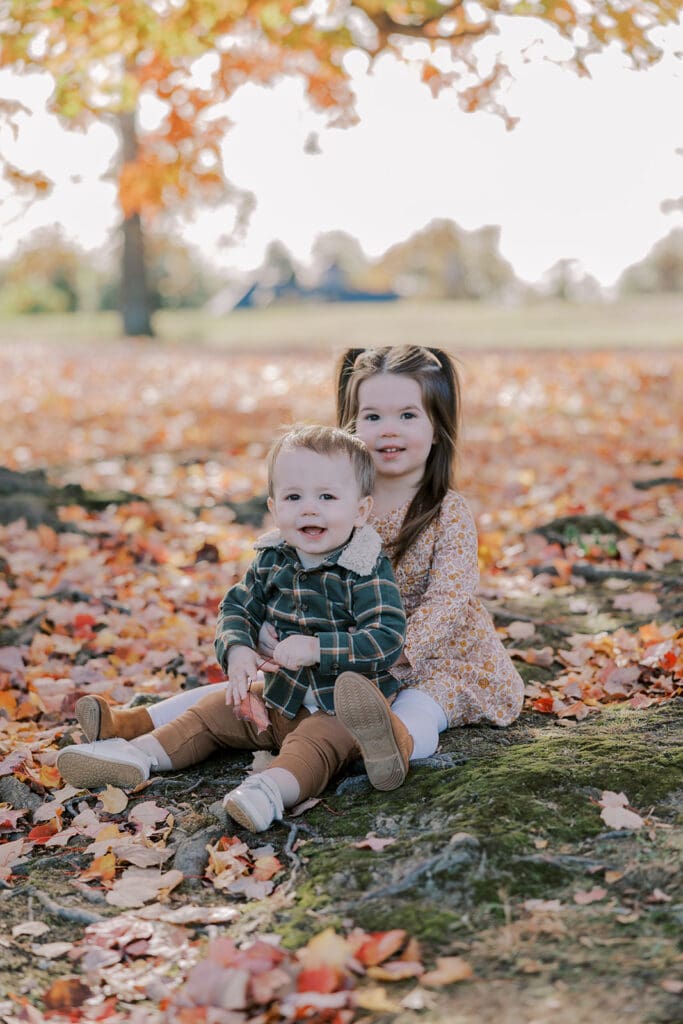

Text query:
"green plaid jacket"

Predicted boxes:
[[214, 525, 406, 718]]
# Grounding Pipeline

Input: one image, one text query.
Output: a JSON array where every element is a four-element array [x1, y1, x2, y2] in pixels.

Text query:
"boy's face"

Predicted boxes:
[[268, 448, 373, 557]]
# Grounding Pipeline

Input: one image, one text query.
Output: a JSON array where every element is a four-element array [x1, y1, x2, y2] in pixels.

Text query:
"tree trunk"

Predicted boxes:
[[118, 111, 154, 337]]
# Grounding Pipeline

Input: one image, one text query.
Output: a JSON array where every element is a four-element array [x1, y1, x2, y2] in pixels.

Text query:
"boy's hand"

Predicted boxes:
[[226, 645, 260, 706], [272, 635, 320, 670], [257, 621, 278, 658]]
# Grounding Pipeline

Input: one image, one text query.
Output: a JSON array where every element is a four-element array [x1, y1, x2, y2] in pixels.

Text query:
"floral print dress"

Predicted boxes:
[[371, 490, 524, 728]]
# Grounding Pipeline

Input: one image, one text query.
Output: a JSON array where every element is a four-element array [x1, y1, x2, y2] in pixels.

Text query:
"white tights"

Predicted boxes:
[[391, 688, 447, 759], [144, 678, 447, 761]]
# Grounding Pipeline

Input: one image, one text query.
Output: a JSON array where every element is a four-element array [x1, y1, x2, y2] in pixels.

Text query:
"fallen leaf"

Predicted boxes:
[[99, 785, 128, 814], [421, 956, 474, 986], [106, 867, 184, 908], [646, 888, 672, 903], [252, 854, 283, 881], [288, 796, 320, 817], [613, 591, 661, 615], [43, 978, 92, 1011], [598, 791, 644, 831], [32, 941, 74, 959], [297, 965, 342, 994], [353, 835, 396, 852], [523, 899, 563, 913], [129, 800, 170, 831], [616, 912, 641, 924], [80, 852, 117, 882], [354, 986, 399, 1011], [367, 960, 424, 982], [355, 929, 407, 967], [573, 887, 607, 905], [12, 921, 50, 938], [661, 979, 683, 994], [506, 621, 536, 639]]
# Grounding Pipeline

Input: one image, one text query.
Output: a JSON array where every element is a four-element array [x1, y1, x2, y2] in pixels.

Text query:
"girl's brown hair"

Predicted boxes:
[[335, 345, 461, 565]]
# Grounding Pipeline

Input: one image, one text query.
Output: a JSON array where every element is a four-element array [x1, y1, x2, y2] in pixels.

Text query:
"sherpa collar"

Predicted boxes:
[[254, 524, 382, 577]]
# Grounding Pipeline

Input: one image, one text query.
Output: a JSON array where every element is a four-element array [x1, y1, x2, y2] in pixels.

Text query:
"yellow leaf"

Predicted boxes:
[[99, 786, 128, 814]]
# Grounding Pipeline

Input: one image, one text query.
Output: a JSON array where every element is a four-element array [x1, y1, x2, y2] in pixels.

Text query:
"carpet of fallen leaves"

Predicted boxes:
[[0, 341, 681, 1023]]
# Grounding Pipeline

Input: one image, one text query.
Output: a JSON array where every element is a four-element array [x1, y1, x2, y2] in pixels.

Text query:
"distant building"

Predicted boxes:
[[207, 262, 398, 314]]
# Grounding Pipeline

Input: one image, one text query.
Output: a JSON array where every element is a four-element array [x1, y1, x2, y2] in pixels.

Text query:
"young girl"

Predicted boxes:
[[73, 346, 523, 782]]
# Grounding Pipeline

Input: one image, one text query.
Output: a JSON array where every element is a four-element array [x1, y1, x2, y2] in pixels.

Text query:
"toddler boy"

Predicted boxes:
[[57, 425, 410, 831]]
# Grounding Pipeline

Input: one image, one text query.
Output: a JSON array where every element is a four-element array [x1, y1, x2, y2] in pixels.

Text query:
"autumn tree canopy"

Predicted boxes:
[[1, 0, 681, 335]]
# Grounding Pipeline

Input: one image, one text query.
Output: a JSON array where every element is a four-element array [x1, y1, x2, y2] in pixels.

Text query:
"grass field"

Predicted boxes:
[[1, 294, 682, 349]]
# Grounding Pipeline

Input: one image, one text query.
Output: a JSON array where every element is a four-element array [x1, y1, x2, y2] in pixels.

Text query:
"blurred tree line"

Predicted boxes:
[[2, 1, 679, 334], [3, 221, 683, 316]]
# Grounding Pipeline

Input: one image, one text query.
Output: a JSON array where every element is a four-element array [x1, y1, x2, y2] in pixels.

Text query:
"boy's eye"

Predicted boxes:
[[284, 494, 300, 501], [321, 493, 337, 501]]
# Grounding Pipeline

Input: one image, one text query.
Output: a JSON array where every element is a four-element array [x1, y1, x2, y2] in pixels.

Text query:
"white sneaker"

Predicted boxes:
[[223, 774, 285, 832], [56, 738, 154, 790]]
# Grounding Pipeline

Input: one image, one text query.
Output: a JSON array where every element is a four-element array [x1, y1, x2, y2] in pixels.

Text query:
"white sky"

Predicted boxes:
[[1, 17, 682, 286]]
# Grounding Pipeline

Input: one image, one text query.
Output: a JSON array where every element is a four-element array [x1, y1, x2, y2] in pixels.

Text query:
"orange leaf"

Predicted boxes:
[[252, 854, 283, 882], [421, 956, 474, 986], [40, 764, 64, 788], [0, 691, 17, 717], [356, 930, 406, 967], [297, 965, 341, 994], [27, 818, 60, 844], [43, 978, 92, 1011], [81, 852, 117, 882]]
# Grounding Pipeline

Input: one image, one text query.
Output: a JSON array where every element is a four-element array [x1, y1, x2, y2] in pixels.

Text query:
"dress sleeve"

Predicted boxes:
[[402, 492, 480, 667]]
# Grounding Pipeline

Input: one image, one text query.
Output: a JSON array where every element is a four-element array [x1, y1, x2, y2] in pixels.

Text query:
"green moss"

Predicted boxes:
[[351, 900, 462, 944]]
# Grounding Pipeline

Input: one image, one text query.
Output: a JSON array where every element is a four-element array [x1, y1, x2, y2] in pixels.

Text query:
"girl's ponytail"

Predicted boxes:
[[335, 348, 366, 428], [428, 347, 462, 454]]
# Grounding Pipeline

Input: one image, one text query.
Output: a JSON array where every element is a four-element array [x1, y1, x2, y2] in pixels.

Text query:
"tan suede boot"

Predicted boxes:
[[75, 696, 154, 742], [333, 671, 414, 791]]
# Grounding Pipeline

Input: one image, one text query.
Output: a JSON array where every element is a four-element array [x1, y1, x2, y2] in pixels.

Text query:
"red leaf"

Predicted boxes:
[[297, 965, 341, 994], [234, 691, 270, 734]]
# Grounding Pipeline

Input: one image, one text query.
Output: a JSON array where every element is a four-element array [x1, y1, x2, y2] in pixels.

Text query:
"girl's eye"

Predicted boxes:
[[401, 411, 416, 420], [362, 413, 379, 422]]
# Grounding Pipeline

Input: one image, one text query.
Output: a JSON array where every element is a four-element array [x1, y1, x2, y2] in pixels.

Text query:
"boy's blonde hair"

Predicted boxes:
[[267, 425, 375, 498]]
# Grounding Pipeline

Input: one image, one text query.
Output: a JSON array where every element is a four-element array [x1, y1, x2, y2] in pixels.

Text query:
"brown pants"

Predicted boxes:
[[151, 688, 357, 801]]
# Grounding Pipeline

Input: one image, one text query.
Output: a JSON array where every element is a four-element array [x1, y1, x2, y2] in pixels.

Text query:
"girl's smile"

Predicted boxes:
[[355, 374, 435, 486]]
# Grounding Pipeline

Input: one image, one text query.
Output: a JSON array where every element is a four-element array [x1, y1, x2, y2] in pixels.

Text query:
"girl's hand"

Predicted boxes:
[[394, 651, 410, 667], [257, 621, 278, 658], [272, 635, 320, 670], [226, 645, 260, 706]]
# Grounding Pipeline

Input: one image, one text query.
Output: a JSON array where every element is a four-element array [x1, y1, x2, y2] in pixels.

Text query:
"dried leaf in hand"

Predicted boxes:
[[235, 691, 270, 734]]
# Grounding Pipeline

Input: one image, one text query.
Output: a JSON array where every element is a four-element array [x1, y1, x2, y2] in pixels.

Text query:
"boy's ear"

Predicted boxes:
[[354, 494, 373, 526], [267, 496, 274, 516]]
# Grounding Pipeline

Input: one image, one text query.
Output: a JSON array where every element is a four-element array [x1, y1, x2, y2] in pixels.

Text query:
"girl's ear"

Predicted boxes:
[[267, 496, 274, 516]]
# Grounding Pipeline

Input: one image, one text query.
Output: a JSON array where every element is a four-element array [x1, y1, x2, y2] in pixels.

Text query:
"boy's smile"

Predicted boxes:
[[268, 448, 373, 558]]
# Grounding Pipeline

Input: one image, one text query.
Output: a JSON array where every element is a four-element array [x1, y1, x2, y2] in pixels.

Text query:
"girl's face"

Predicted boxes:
[[356, 373, 435, 487]]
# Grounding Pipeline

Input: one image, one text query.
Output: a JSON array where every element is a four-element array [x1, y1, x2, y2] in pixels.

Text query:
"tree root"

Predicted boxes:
[[26, 887, 104, 925]]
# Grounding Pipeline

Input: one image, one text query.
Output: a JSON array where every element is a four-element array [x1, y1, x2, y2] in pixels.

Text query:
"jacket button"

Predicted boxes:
[[301, 602, 308, 611]]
